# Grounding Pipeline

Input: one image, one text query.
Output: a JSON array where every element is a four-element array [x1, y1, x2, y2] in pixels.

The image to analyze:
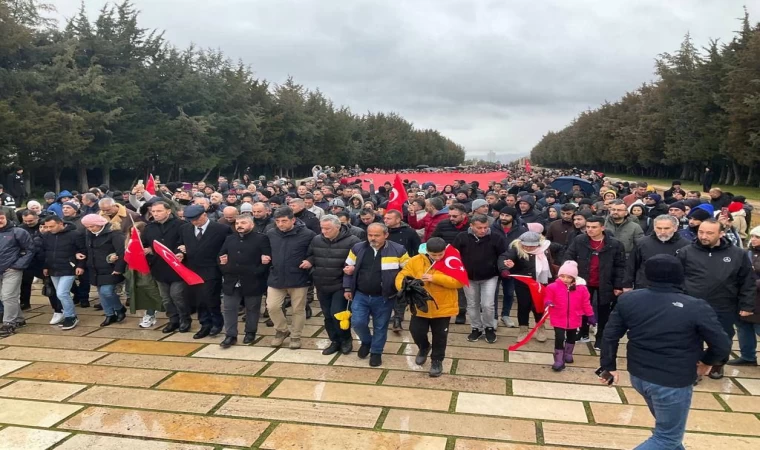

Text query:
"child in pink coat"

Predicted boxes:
[[544, 261, 595, 371]]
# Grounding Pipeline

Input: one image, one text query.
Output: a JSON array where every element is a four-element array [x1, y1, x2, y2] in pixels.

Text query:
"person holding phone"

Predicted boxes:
[[599, 254, 731, 449]]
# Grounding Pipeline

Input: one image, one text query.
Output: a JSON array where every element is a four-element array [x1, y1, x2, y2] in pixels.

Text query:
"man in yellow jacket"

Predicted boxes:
[[395, 237, 463, 377]]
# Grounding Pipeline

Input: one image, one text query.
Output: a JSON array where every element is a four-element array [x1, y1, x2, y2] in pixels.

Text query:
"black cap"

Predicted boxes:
[[645, 254, 684, 285], [500, 206, 518, 217]]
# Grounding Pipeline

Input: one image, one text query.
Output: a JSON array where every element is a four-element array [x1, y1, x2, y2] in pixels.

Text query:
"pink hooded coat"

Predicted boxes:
[[544, 277, 594, 329]]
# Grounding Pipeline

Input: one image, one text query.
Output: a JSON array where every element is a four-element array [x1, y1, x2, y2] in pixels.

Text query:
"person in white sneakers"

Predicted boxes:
[[125, 222, 163, 328]]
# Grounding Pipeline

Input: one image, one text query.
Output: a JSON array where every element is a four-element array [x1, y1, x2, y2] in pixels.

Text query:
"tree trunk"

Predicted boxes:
[[54, 167, 62, 194], [733, 160, 741, 186], [200, 167, 214, 183], [102, 167, 111, 187], [724, 164, 733, 186], [680, 165, 688, 179], [78, 165, 89, 192], [747, 165, 754, 186]]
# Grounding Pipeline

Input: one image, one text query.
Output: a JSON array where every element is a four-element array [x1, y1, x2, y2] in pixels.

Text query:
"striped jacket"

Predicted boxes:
[[343, 240, 409, 299]]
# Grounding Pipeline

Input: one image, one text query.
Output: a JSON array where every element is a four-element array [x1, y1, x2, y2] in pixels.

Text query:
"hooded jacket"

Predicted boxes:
[[624, 232, 689, 289], [84, 223, 126, 286], [677, 238, 755, 314], [0, 223, 34, 272], [387, 222, 421, 256], [452, 228, 507, 281], [408, 207, 449, 243], [603, 213, 643, 255], [307, 225, 361, 292], [544, 278, 594, 329], [266, 220, 316, 289], [395, 253, 463, 319], [516, 196, 542, 224], [40, 222, 86, 276], [47, 190, 73, 218]]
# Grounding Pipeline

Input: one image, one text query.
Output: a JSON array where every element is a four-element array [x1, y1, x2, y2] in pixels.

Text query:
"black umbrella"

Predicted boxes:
[[392, 276, 437, 315]]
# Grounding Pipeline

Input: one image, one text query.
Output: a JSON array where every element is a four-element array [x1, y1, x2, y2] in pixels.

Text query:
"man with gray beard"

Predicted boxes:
[[623, 215, 690, 291]]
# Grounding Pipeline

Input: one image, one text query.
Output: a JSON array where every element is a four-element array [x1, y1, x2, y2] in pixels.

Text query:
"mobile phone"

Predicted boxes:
[[595, 367, 614, 385], [137, 179, 143, 185], [721, 207, 729, 218], [183, 182, 192, 191]]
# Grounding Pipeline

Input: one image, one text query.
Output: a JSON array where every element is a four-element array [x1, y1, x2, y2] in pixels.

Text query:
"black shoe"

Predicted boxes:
[[322, 341, 341, 356], [340, 340, 352, 354], [0, 323, 16, 337], [357, 344, 371, 359], [392, 317, 402, 333], [415, 346, 431, 366], [14, 320, 26, 328], [115, 307, 127, 323], [60, 316, 79, 330], [485, 327, 497, 344], [708, 364, 725, 380], [243, 332, 256, 345], [100, 315, 117, 327], [209, 326, 222, 337], [263, 309, 270, 318], [162, 322, 180, 333], [79, 301, 90, 308], [727, 358, 758, 366], [193, 326, 211, 339], [220, 336, 237, 348], [455, 313, 466, 325], [305, 304, 312, 319], [429, 360, 443, 377], [94, 304, 104, 311], [369, 353, 382, 367], [20, 303, 31, 311], [178, 320, 192, 333], [265, 318, 274, 327], [467, 329, 483, 342]]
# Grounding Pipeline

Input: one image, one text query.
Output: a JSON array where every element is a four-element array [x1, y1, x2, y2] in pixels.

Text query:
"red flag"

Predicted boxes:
[[152, 240, 204, 285], [433, 245, 470, 287], [525, 161, 532, 173], [511, 275, 545, 311], [508, 311, 550, 351], [145, 174, 156, 195], [124, 227, 150, 275], [386, 174, 407, 213]]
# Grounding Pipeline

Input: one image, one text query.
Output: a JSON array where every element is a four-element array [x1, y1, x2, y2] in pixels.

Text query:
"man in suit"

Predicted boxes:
[[177, 204, 231, 339]]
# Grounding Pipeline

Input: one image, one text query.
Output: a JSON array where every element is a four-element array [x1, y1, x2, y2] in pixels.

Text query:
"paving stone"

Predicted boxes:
[[94, 353, 266, 375], [0, 398, 82, 427], [270, 379, 451, 411], [0, 426, 69, 450], [454, 440, 563, 450], [0, 347, 104, 364], [265, 348, 336, 365], [26, 314, 165, 329], [456, 392, 587, 423], [724, 364, 760, 379], [333, 353, 452, 373], [8, 362, 171, 387], [382, 370, 507, 395], [508, 350, 618, 369], [158, 372, 275, 396], [720, 393, 760, 413], [216, 396, 381, 428], [70, 385, 224, 414], [86, 327, 168, 341], [262, 362, 382, 384], [623, 387, 723, 410], [512, 379, 622, 403], [0, 359, 31, 376], [0, 380, 87, 401], [735, 377, 760, 395], [60, 406, 269, 447], [692, 376, 744, 394], [456, 359, 632, 386], [383, 409, 536, 442], [55, 434, 213, 450], [542, 422, 655, 449], [260, 423, 447, 450], [1, 333, 112, 350], [16, 324, 100, 337], [404, 343, 505, 361], [97, 339, 203, 356], [192, 344, 274, 361]]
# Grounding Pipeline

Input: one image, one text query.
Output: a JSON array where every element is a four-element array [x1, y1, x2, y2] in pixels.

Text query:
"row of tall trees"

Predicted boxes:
[[0, 0, 465, 192], [531, 10, 760, 186]]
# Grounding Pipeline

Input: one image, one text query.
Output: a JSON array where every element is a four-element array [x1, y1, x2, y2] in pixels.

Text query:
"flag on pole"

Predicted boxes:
[[145, 174, 156, 195], [124, 227, 150, 274], [432, 245, 470, 287], [386, 174, 407, 213], [152, 240, 204, 285]]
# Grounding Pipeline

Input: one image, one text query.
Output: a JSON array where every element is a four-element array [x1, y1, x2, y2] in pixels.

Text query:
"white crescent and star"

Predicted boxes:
[[389, 188, 399, 202], [444, 256, 465, 272]]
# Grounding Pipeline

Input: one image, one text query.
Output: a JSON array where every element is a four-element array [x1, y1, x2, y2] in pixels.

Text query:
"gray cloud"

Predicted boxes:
[[50, 0, 759, 157]]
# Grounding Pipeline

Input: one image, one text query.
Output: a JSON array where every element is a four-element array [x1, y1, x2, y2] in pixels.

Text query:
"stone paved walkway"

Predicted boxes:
[[0, 286, 758, 449]]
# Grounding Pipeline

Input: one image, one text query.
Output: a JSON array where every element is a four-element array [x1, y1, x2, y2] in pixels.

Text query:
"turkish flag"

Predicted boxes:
[[152, 240, 204, 285], [433, 245, 469, 287], [525, 161, 532, 173], [511, 275, 544, 311], [124, 227, 150, 275], [145, 174, 156, 195], [386, 174, 407, 213]]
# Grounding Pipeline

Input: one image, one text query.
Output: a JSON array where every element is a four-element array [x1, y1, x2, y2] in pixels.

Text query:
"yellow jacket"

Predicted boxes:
[[395, 254, 463, 319]]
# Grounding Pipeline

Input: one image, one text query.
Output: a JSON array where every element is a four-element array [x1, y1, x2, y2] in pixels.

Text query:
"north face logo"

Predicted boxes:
[[723, 257, 731, 263]]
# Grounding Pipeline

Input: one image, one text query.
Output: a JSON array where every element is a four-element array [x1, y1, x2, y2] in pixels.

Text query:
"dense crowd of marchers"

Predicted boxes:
[[0, 0, 464, 193], [531, 10, 760, 186]]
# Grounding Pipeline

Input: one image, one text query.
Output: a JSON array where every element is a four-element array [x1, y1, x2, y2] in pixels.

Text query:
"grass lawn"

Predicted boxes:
[[604, 173, 760, 202]]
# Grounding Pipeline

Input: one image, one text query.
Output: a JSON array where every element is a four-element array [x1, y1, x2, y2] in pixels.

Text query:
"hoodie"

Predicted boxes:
[[516, 195, 542, 224], [47, 190, 73, 218]]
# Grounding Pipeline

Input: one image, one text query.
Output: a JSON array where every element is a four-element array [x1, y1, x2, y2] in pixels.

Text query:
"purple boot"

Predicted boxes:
[[552, 349, 565, 371], [564, 343, 575, 364]]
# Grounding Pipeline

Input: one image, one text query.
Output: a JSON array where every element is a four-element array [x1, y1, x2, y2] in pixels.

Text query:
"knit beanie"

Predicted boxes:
[[751, 226, 760, 238], [688, 208, 712, 221], [81, 214, 108, 227], [558, 261, 579, 278], [645, 254, 684, 285], [44, 192, 56, 200], [668, 201, 686, 212], [62, 201, 78, 210], [527, 222, 544, 234], [471, 199, 488, 210], [500, 206, 518, 217]]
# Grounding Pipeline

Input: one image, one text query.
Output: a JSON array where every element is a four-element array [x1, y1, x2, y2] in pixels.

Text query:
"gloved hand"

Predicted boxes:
[[500, 270, 511, 279], [587, 316, 598, 326], [544, 302, 554, 308]]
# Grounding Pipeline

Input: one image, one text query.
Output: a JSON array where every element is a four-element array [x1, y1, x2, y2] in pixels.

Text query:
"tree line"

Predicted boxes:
[[0, 0, 465, 193], [530, 10, 760, 186]]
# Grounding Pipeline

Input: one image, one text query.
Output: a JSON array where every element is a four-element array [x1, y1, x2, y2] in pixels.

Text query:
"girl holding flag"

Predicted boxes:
[[124, 221, 163, 328]]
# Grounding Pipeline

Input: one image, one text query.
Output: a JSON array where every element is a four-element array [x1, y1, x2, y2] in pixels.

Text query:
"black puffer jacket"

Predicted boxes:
[[677, 238, 755, 314], [294, 209, 320, 234], [20, 221, 44, 272], [142, 216, 185, 283], [219, 230, 272, 296], [267, 221, 316, 289], [431, 217, 469, 245], [85, 224, 126, 286], [624, 233, 689, 289], [452, 229, 507, 281], [565, 233, 626, 305], [0, 223, 34, 272], [387, 223, 421, 255], [41, 222, 86, 276], [307, 225, 361, 292]]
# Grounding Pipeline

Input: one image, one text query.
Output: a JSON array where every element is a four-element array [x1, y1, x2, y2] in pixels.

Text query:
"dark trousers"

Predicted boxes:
[[514, 280, 543, 326], [222, 291, 261, 338], [318, 288, 351, 344], [73, 269, 90, 304], [494, 277, 515, 318], [409, 315, 450, 362], [20, 269, 36, 307], [157, 281, 189, 324], [714, 310, 738, 364], [189, 279, 223, 328], [554, 327, 578, 350], [580, 287, 614, 344]]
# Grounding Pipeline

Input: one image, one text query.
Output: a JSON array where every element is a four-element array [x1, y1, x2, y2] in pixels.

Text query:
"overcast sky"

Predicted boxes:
[[50, 0, 759, 157]]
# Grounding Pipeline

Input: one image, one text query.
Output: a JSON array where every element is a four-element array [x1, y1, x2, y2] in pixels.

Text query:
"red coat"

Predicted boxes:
[[408, 209, 449, 242], [544, 278, 594, 329]]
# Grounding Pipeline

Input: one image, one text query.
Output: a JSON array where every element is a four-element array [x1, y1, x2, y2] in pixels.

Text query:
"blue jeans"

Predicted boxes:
[[631, 374, 692, 450], [97, 284, 122, 316], [51, 276, 77, 318], [351, 291, 393, 354], [736, 320, 760, 362]]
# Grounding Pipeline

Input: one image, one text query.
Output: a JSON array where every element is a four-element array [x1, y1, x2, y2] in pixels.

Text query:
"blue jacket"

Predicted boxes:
[[47, 190, 73, 218], [343, 240, 409, 299], [0, 224, 34, 272]]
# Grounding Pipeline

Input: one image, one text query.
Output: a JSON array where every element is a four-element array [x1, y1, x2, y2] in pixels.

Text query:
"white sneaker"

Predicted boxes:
[[139, 314, 156, 328], [49, 313, 65, 325], [500, 316, 517, 328], [590, 325, 598, 335]]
